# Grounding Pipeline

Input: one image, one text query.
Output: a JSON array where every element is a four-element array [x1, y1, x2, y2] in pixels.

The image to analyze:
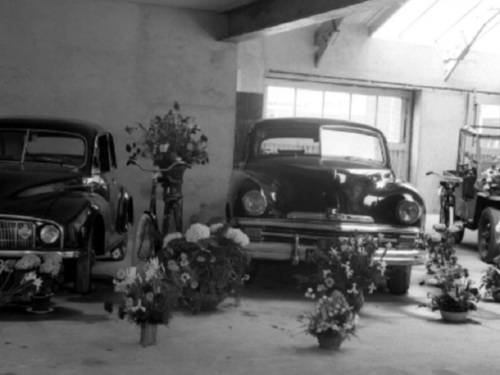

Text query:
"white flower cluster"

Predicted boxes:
[[163, 232, 183, 248], [185, 224, 211, 243], [224, 228, 250, 248]]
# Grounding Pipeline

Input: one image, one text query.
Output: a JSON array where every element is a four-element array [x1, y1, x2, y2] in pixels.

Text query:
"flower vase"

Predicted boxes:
[[28, 293, 54, 314], [316, 330, 345, 350], [140, 323, 158, 347], [440, 310, 468, 323]]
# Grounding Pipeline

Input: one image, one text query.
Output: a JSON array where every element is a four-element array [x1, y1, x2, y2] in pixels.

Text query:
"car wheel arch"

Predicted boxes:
[[90, 214, 106, 257]]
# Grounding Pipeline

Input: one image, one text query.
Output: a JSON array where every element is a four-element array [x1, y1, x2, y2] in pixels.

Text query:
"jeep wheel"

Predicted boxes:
[[478, 208, 500, 263], [386, 265, 412, 295], [75, 226, 94, 294], [454, 220, 465, 244]]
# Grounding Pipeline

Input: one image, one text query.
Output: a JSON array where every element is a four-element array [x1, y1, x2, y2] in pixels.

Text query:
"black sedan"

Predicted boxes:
[[226, 117, 426, 294], [0, 118, 133, 294]]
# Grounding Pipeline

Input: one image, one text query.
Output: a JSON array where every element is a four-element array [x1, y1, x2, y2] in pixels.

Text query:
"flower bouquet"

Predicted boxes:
[[420, 258, 480, 322], [158, 223, 250, 314], [310, 235, 386, 312], [480, 255, 500, 302], [300, 290, 358, 350], [0, 258, 41, 308], [125, 102, 209, 194]]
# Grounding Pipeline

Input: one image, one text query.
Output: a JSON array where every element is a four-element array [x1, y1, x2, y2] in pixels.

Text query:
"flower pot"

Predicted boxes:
[[140, 323, 157, 347], [27, 293, 54, 314], [440, 310, 468, 323], [316, 330, 344, 350]]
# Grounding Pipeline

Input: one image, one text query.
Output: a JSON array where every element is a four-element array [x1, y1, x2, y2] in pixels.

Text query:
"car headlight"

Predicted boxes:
[[40, 225, 60, 244], [396, 200, 421, 224], [242, 190, 267, 216]]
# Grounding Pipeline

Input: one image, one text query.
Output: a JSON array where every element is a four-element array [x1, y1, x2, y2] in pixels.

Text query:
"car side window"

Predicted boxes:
[[96, 134, 111, 173], [108, 134, 117, 169]]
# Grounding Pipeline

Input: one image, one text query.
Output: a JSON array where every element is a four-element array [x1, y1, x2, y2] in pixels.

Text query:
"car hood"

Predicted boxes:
[[241, 156, 421, 221], [0, 163, 88, 223]]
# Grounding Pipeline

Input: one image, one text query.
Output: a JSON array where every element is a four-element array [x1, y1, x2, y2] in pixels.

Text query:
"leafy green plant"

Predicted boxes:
[[480, 255, 500, 295]]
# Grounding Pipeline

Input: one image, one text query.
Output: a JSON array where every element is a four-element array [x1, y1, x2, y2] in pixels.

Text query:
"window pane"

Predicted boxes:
[[295, 89, 323, 117], [266, 86, 295, 118], [377, 96, 403, 143], [324, 91, 350, 120], [479, 104, 500, 126], [351, 94, 376, 126]]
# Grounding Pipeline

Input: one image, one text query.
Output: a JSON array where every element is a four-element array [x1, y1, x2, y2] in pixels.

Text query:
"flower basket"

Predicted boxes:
[[28, 293, 54, 314], [316, 330, 345, 350], [160, 223, 250, 314]]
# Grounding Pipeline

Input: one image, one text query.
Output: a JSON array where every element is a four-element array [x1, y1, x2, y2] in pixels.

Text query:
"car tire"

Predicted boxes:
[[75, 225, 94, 294], [478, 208, 500, 263], [386, 265, 411, 295], [134, 213, 156, 262]]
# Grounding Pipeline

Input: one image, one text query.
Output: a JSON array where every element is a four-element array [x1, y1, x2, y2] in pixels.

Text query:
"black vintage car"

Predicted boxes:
[[0, 118, 133, 294], [227, 118, 426, 294]]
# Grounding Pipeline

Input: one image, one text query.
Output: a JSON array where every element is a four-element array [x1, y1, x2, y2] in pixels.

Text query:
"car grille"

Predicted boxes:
[[0, 220, 36, 249]]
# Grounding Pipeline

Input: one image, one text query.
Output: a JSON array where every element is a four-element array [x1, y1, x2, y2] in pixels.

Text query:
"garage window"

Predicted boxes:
[[265, 85, 406, 144]]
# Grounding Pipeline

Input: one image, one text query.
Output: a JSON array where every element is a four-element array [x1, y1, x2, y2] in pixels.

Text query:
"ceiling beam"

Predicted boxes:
[[222, 0, 404, 42]]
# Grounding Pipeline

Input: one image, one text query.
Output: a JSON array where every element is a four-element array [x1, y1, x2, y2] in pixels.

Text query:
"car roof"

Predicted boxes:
[[0, 117, 107, 139], [251, 117, 385, 136]]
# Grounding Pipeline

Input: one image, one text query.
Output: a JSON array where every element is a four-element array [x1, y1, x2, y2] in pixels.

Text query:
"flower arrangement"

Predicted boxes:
[[421, 258, 480, 313], [309, 235, 386, 311], [425, 223, 462, 275], [480, 255, 500, 301], [14, 253, 62, 295], [0, 259, 41, 307], [299, 290, 358, 349], [158, 223, 250, 314], [125, 102, 209, 167], [110, 258, 179, 326]]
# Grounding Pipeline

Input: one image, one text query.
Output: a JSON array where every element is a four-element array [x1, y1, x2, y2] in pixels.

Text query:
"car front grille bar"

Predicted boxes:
[[0, 220, 36, 249]]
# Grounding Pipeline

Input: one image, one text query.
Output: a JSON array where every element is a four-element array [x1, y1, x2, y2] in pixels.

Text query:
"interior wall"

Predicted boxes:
[[237, 18, 500, 214], [0, 0, 237, 228]]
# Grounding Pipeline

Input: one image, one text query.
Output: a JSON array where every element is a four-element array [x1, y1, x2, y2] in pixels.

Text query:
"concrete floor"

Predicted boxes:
[[2, 216, 500, 375]]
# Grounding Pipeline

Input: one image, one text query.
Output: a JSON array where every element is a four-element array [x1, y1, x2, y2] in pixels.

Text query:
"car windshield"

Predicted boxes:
[[254, 124, 384, 163], [320, 126, 385, 163], [0, 129, 86, 167]]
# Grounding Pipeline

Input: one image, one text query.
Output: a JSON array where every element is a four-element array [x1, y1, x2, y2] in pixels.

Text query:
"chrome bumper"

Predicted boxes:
[[237, 217, 427, 266]]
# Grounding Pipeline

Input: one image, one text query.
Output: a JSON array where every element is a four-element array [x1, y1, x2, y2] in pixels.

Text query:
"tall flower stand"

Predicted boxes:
[[140, 323, 158, 347]]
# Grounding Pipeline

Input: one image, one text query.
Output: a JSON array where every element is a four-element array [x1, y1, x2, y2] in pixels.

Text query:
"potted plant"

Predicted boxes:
[[159, 223, 250, 314], [107, 258, 179, 346], [311, 234, 386, 313], [300, 290, 358, 350], [480, 255, 500, 302], [13, 253, 62, 313], [420, 258, 480, 323], [425, 223, 463, 275], [0, 258, 41, 309], [125, 102, 209, 195]]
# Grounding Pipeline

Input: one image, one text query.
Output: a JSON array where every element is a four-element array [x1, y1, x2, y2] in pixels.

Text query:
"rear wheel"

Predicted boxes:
[[75, 225, 94, 294], [134, 214, 156, 262], [478, 208, 500, 262], [386, 265, 412, 295]]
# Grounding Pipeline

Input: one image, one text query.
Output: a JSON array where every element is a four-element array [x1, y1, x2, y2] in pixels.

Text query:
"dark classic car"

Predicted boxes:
[[227, 118, 426, 294], [0, 118, 133, 294]]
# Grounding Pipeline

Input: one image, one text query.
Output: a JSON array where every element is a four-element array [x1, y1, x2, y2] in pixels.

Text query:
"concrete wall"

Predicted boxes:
[[0, 0, 237, 227], [237, 18, 500, 213]]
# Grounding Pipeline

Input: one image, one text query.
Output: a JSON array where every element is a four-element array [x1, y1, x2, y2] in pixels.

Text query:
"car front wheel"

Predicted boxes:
[[478, 208, 500, 263], [75, 225, 94, 294], [386, 265, 412, 295]]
